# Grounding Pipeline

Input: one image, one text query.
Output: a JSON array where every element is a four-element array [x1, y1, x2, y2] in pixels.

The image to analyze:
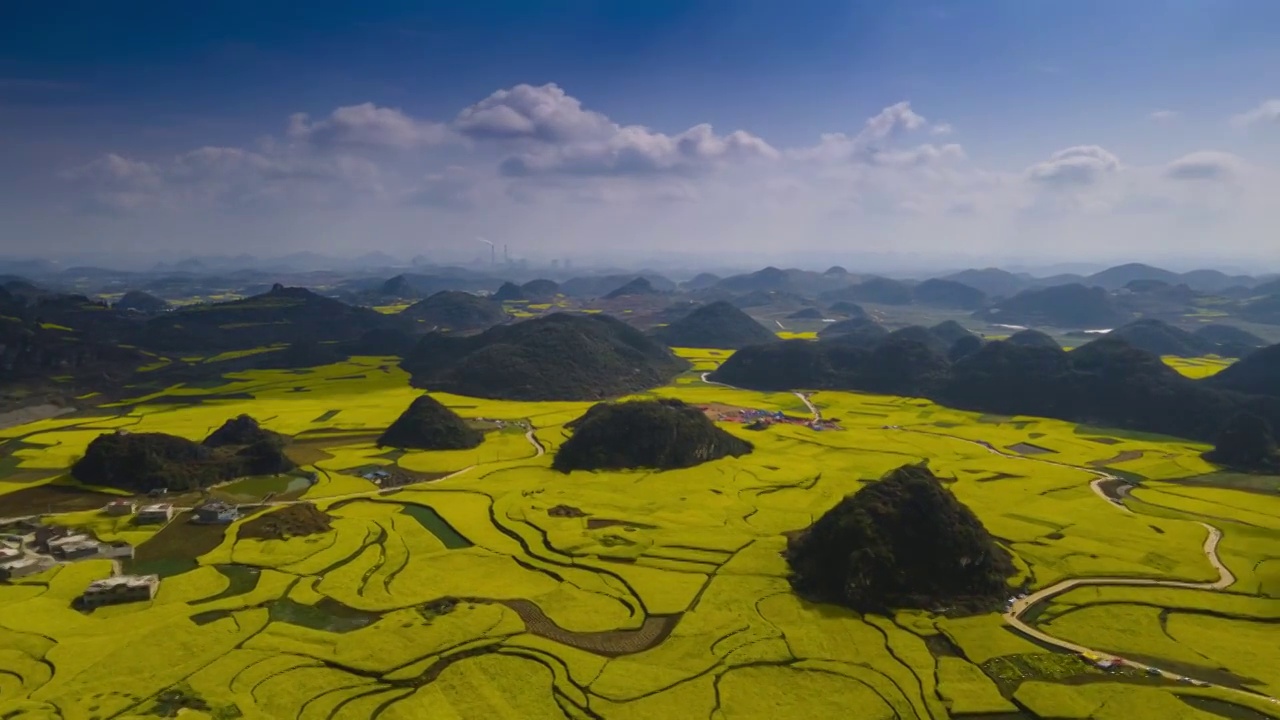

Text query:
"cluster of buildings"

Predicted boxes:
[[0, 497, 241, 583], [703, 406, 841, 432], [0, 539, 51, 580], [0, 524, 136, 579], [358, 467, 420, 490], [105, 500, 175, 524], [104, 499, 239, 524]]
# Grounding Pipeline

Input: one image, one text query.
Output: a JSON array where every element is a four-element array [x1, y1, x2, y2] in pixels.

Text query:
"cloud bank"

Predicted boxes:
[[46, 83, 1280, 264]]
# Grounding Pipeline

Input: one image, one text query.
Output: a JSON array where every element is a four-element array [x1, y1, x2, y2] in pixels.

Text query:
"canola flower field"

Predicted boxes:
[[0, 352, 1277, 719]]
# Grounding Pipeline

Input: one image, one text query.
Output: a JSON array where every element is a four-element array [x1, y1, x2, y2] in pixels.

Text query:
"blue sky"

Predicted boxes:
[[3, 0, 1279, 268]]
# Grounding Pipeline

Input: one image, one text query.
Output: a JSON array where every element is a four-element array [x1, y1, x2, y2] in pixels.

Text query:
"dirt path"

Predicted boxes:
[[522, 423, 545, 457], [699, 372, 733, 388], [794, 392, 820, 422], [0, 404, 74, 431]]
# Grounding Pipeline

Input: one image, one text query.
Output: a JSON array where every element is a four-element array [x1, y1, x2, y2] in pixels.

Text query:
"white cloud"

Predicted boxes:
[[793, 101, 931, 163], [49, 85, 1280, 264], [453, 83, 614, 142], [62, 153, 160, 187], [1164, 151, 1242, 181], [1231, 99, 1280, 129], [1026, 145, 1121, 187], [1148, 110, 1179, 123], [288, 102, 450, 149], [452, 83, 779, 177], [500, 122, 778, 177]]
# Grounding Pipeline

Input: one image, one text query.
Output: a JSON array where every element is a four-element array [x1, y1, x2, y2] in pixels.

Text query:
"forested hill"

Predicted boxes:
[[711, 335, 1280, 445], [138, 284, 409, 352], [650, 301, 778, 349], [786, 462, 1016, 614], [401, 312, 688, 401], [554, 398, 753, 472]]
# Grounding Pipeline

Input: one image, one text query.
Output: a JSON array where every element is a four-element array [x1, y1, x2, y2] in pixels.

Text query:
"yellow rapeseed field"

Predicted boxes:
[[0, 351, 1276, 719]]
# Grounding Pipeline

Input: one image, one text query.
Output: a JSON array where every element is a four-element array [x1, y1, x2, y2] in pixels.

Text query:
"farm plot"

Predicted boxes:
[[0, 354, 1278, 719]]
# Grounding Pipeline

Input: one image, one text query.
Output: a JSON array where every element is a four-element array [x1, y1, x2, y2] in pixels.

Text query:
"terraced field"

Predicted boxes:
[[0, 353, 1277, 719]]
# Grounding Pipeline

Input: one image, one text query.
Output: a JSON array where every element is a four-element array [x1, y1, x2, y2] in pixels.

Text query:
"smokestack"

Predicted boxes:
[[491, 245, 496, 266], [504, 245, 510, 264]]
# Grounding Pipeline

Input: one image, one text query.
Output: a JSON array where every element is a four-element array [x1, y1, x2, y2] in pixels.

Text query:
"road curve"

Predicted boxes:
[[699, 372, 733, 388], [695, 375, 1275, 702], [888, 426, 1277, 701], [524, 424, 546, 457]]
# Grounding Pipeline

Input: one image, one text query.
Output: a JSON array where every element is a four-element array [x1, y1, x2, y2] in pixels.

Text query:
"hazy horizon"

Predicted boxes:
[[4, 1, 1280, 267]]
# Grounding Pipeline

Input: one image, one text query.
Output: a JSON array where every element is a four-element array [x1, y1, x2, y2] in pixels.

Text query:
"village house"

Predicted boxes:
[[0, 557, 49, 580], [98, 542, 135, 560], [52, 539, 102, 561], [104, 499, 137, 517], [135, 503, 173, 524], [32, 526, 71, 553], [44, 533, 91, 554], [80, 574, 160, 608], [0, 519, 42, 545], [193, 501, 238, 524]]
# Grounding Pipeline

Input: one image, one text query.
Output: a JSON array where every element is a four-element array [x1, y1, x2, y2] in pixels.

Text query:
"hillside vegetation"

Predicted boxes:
[[979, 284, 1129, 328], [713, 334, 1280, 444], [554, 398, 753, 472], [786, 462, 1016, 614], [115, 290, 170, 313], [378, 394, 484, 450], [72, 419, 295, 493], [401, 290, 509, 332], [140, 284, 406, 352], [401, 312, 688, 400], [1208, 344, 1280, 398], [651, 301, 778, 349], [1106, 319, 1217, 357]]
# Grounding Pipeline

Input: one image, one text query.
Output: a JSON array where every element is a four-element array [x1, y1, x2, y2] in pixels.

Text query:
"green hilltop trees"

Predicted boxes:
[[786, 462, 1016, 614], [554, 399, 753, 472]]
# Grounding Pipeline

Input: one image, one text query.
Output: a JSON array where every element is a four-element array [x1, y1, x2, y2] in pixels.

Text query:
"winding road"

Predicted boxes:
[[522, 422, 546, 457], [701, 375, 1279, 704]]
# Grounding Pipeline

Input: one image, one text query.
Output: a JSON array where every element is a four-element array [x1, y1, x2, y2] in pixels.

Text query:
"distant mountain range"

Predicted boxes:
[[938, 263, 1272, 298]]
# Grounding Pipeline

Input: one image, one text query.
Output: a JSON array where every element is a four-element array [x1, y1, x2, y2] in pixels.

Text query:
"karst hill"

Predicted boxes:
[[650, 301, 778, 349], [72, 415, 295, 493], [712, 331, 1280, 446], [138, 284, 406, 353], [400, 312, 688, 401], [401, 290, 509, 332], [203, 414, 284, 448], [786, 462, 1016, 614], [553, 398, 753, 472], [378, 395, 484, 450]]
